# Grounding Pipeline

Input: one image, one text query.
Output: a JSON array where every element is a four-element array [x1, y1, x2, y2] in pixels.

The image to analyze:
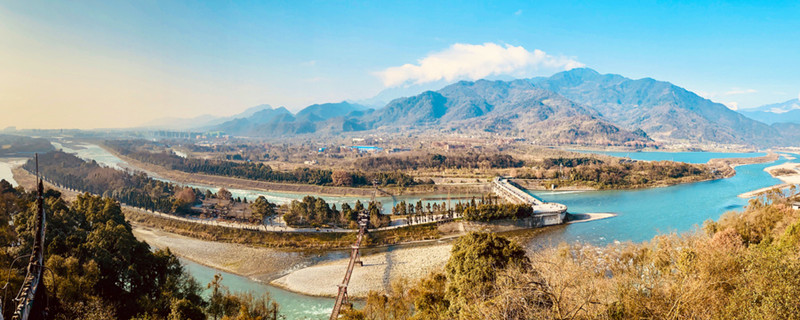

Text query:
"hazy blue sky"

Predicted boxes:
[[2, 1, 799, 129]]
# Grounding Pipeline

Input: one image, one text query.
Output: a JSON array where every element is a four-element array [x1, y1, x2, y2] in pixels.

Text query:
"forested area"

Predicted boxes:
[[344, 190, 800, 319], [283, 196, 391, 229], [24, 151, 200, 214], [0, 180, 280, 319], [520, 157, 716, 189], [355, 153, 525, 171], [106, 140, 419, 187]]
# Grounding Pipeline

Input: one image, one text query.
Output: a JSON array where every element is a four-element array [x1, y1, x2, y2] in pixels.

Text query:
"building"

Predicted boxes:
[[793, 202, 800, 210], [350, 146, 383, 153]]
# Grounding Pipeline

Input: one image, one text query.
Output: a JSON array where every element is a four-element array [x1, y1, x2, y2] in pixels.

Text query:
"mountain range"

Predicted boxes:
[[152, 68, 799, 147], [738, 99, 800, 125], [528, 68, 781, 145]]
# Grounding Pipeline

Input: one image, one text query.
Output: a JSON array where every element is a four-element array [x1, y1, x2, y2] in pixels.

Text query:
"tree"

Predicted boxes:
[[217, 188, 232, 201], [176, 187, 196, 204], [207, 274, 226, 320], [444, 232, 529, 314], [332, 170, 354, 187], [168, 299, 205, 320], [173, 187, 197, 213], [249, 196, 276, 223]]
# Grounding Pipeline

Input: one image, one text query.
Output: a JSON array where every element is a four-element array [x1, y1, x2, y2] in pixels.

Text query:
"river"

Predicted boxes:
[[0, 157, 27, 186], [3, 145, 791, 319], [527, 151, 795, 247], [571, 150, 766, 163], [182, 259, 335, 319]]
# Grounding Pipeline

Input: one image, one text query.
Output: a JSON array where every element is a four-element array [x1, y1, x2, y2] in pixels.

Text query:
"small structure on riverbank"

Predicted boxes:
[[492, 177, 568, 226]]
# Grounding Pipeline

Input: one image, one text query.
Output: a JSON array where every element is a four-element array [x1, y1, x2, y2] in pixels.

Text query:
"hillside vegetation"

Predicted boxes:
[[345, 189, 800, 319], [0, 180, 280, 319]]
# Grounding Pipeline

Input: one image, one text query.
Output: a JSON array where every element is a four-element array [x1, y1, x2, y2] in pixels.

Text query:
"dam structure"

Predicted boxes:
[[492, 177, 568, 226]]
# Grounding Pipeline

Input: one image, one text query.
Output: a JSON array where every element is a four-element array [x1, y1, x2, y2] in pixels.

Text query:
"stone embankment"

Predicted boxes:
[[492, 177, 568, 226]]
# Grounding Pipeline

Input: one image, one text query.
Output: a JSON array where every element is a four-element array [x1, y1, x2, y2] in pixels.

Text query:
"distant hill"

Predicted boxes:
[[771, 122, 800, 145], [214, 102, 372, 136], [138, 104, 274, 130], [739, 99, 800, 125], [215, 106, 295, 136], [528, 68, 782, 145], [352, 81, 452, 108], [295, 102, 369, 122]]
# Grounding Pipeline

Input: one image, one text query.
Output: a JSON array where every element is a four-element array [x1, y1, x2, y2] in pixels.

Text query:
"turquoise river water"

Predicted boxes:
[[528, 151, 791, 247]]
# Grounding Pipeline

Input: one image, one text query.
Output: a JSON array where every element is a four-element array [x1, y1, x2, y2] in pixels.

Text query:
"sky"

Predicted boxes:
[[1, 1, 799, 129]]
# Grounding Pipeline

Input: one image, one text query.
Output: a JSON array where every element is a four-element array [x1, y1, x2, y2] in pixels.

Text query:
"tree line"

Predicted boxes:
[[355, 152, 526, 171], [24, 151, 197, 214], [519, 157, 715, 189], [283, 194, 534, 230], [105, 140, 419, 187], [390, 195, 533, 224], [283, 196, 391, 229]]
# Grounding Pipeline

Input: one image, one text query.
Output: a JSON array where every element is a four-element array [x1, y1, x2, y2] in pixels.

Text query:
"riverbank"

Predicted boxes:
[[567, 212, 617, 224], [708, 152, 780, 174], [0, 157, 26, 186], [132, 226, 309, 282], [738, 160, 800, 198], [272, 242, 453, 298]]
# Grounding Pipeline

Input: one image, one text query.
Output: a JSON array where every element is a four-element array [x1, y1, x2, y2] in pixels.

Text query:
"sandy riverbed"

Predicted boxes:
[[765, 162, 800, 184], [567, 212, 617, 224], [272, 243, 452, 298], [132, 226, 309, 282]]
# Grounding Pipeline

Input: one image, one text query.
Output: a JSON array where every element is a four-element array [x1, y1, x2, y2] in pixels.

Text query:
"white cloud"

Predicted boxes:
[[375, 43, 584, 87], [724, 88, 757, 95], [301, 60, 317, 67], [723, 102, 739, 110], [514, 9, 523, 16]]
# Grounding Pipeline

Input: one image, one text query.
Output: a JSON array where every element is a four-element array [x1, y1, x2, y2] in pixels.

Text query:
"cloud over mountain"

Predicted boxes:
[[376, 43, 583, 87]]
